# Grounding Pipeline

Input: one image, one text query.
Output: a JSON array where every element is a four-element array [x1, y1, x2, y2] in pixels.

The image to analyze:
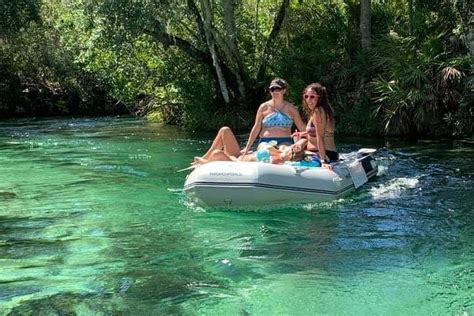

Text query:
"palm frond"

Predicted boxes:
[[440, 66, 465, 87]]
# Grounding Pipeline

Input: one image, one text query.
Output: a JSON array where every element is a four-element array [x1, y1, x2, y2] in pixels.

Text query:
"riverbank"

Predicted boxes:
[[0, 74, 129, 118]]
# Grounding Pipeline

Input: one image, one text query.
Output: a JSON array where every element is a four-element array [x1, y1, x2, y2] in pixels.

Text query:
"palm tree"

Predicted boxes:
[[360, 0, 371, 50]]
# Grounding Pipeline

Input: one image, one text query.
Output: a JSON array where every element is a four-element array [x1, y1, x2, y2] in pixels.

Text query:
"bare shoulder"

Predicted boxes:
[[259, 102, 270, 111], [255, 103, 266, 114], [284, 101, 296, 109], [314, 107, 325, 116], [312, 108, 323, 122], [284, 102, 298, 113]]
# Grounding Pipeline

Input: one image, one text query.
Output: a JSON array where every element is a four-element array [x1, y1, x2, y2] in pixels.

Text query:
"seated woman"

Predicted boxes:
[[241, 78, 306, 156], [297, 83, 338, 168], [194, 127, 302, 165], [195, 78, 305, 163]]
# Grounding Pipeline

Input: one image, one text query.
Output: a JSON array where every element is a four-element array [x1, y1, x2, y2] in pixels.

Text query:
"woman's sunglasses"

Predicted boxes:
[[270, 87, 282, 92], [304, 94, 320, 99]]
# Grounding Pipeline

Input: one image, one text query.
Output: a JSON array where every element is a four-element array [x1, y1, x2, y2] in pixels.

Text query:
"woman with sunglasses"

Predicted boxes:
[[195, 78, 305, 163], [241, 78, 306, 157], [300, 82, 338, 167]]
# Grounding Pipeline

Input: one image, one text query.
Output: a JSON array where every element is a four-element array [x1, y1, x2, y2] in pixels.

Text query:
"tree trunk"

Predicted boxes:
[[220, 0, 247, 100], [146, 1, 290, 106], [408, 0, 413, 35], [254, 0, 260, 68], [187, 0, 206, 42], [256, 0, 290, 83], [360, 0, 371, 50], [454, 0, 474, 73], [200, 0, 231, 104]]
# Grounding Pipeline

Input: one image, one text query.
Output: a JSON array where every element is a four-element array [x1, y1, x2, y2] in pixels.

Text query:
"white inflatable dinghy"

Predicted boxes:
[[183, 149, 378, 207]]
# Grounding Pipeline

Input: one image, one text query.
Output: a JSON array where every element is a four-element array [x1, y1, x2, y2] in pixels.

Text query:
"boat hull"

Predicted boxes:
[[184, 151, 378, 207]]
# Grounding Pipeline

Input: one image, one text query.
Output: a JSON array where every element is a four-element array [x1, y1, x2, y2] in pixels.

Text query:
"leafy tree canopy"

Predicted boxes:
[[0, 0, 472, 137]]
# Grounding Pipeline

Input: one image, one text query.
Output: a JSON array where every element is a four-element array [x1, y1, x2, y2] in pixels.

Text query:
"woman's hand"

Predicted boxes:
[[240, 147, 252, 158], [292, 130, 308, 141]]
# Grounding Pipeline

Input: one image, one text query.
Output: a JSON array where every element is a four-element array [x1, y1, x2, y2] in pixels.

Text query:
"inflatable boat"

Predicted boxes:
[[183, 149, 378, 207]]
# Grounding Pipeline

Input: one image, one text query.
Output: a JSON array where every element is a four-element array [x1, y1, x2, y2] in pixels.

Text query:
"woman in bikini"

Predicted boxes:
[[298, 82, 338, 168], [194, 78, 306, 163], [241, 78, 306, 156]]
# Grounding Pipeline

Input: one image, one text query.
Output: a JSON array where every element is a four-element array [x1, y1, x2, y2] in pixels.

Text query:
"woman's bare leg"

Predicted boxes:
[[194, 149, 236, 164], [238, 153, 256, 161], [201, 126, 241, 159]]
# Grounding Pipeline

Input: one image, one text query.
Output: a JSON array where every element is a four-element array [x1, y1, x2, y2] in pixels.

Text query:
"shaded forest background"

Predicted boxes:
[[0, 0, 472, 137]]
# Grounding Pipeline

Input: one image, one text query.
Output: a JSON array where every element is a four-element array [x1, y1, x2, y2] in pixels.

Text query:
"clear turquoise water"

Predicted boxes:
[[0, 117, 472, 315]]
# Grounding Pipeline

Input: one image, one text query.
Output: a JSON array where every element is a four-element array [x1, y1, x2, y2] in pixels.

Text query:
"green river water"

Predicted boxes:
[[0, 116, 472, 315]]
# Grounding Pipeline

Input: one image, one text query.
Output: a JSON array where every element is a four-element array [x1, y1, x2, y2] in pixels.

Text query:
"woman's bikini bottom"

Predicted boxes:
[[257, 137, 293, 146], [306, 149, 339, 162]]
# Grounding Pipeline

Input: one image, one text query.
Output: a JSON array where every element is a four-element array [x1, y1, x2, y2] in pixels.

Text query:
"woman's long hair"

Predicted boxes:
[[302, 83, 334, 122]]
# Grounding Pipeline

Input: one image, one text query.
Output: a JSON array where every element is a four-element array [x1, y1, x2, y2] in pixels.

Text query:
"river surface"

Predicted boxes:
[[0, 116, 472, 315]]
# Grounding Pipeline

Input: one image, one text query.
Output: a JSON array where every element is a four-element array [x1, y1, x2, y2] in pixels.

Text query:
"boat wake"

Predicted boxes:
[[369, 177, 420, 200]]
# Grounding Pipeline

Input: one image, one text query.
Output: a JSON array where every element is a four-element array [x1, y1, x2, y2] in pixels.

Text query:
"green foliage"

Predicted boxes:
[[336, 97, 380, 136], [370, 25, 469, 136], [0, 0, 471, 137], [272, 0, 471, 137], [0, 0, 120, 117], [0, 0, 40, 35]]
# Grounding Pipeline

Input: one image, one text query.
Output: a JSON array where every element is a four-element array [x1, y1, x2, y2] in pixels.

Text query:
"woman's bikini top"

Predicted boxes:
[[306, 121, 317, 137], [262, 104, 293, 128], [306, 121, 334, 138]]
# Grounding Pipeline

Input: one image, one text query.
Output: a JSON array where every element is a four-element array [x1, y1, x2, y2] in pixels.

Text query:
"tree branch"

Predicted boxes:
[[142, 19, 212, 65], [256, 0, 290, 83]]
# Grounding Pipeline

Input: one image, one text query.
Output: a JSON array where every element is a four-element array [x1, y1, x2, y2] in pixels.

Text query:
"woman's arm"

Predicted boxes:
[[242, 104, 264, 155], [293, 137, 308, 152], [314, 108, 328, 164], [288, 103, 307, 133]]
